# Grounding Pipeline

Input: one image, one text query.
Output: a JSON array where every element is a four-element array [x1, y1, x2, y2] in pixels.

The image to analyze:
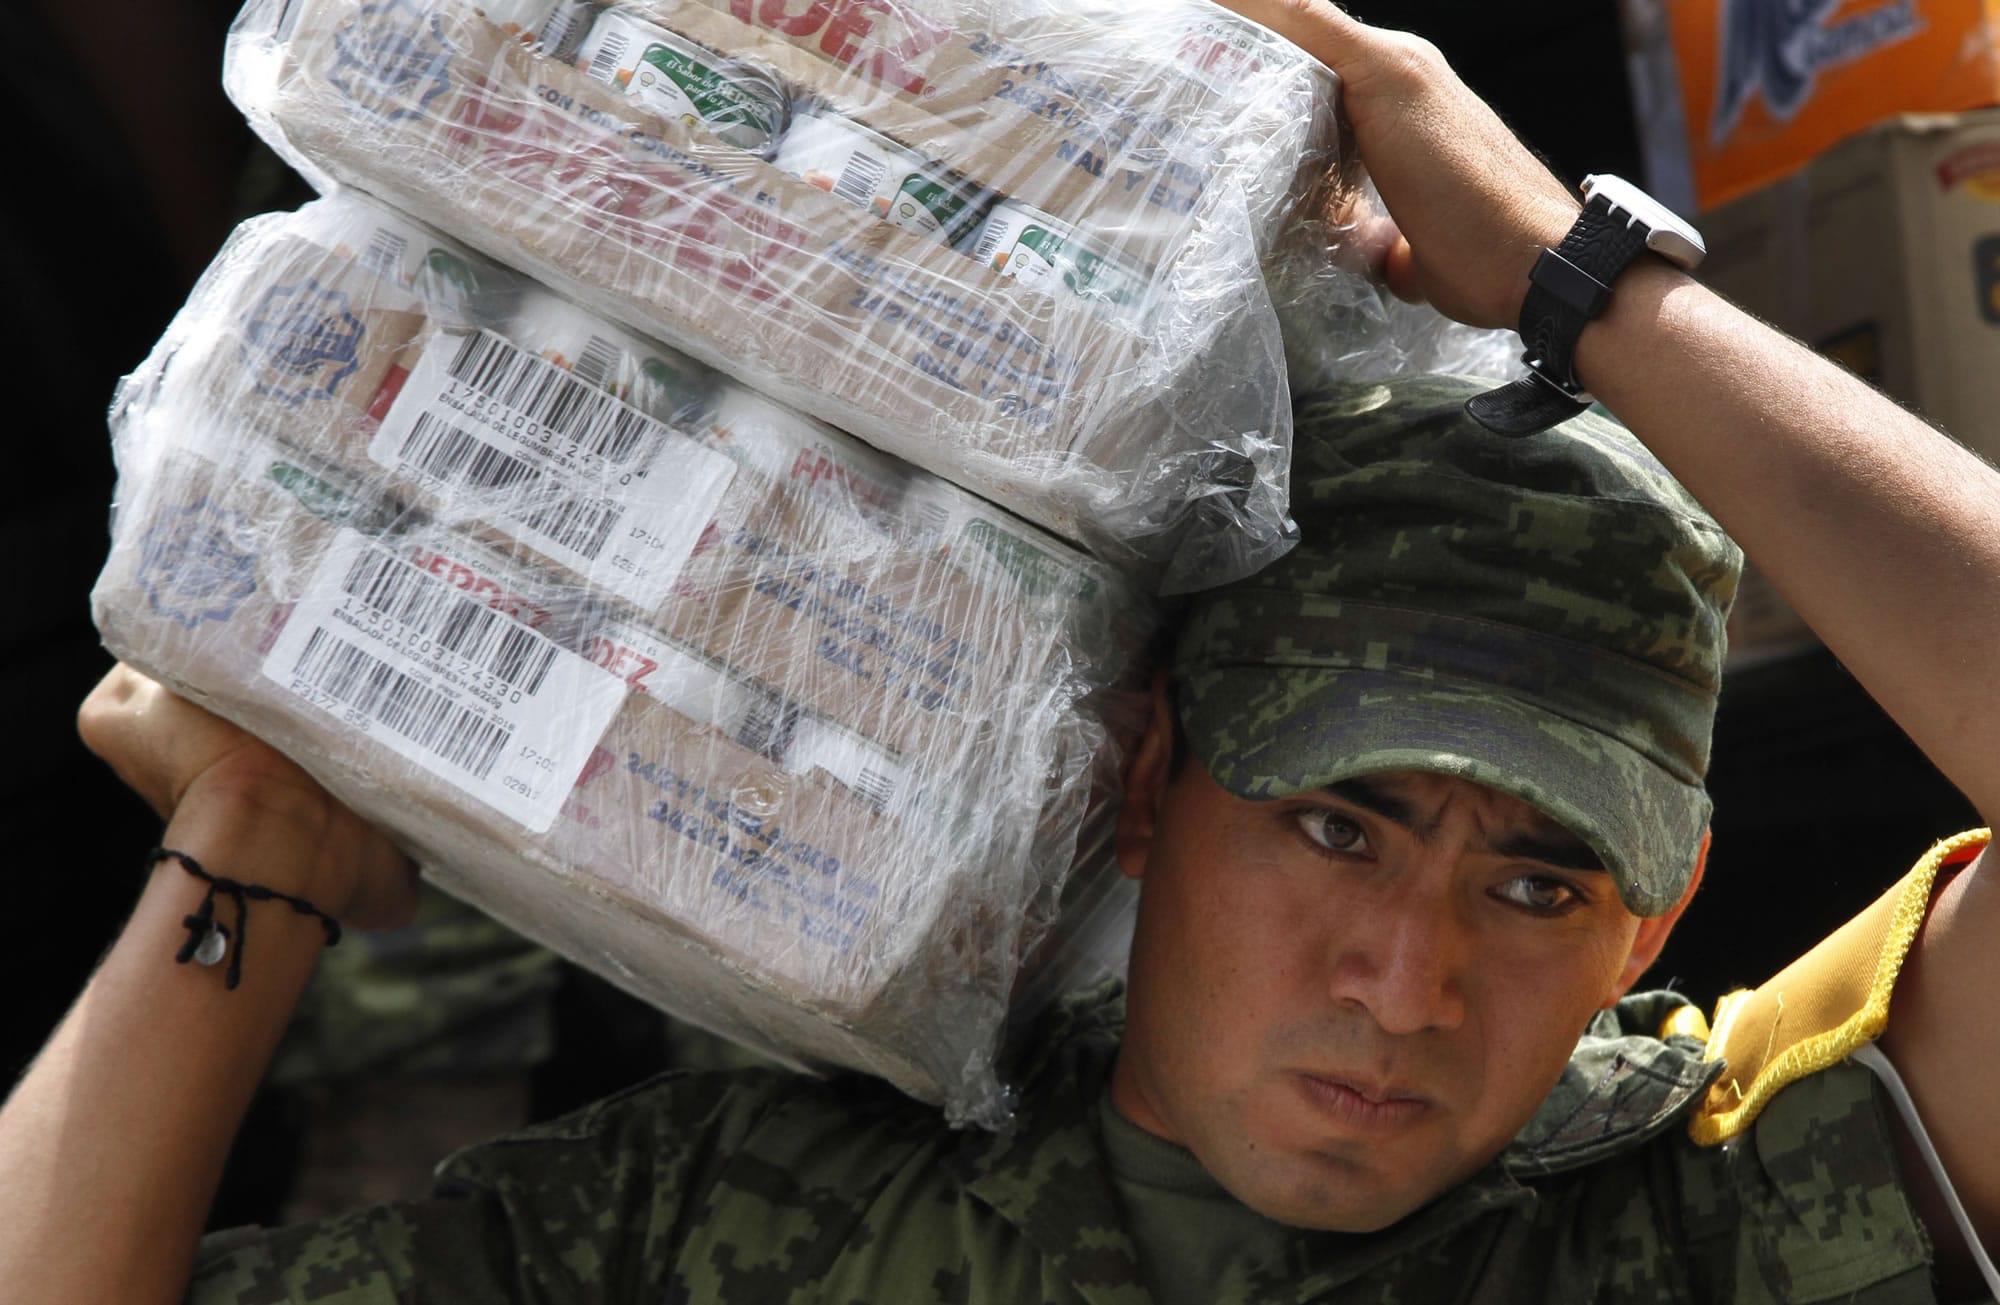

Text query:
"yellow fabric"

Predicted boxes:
[[1658, 1004, 1712, 1043], [1687, 828, 1990, 1147]]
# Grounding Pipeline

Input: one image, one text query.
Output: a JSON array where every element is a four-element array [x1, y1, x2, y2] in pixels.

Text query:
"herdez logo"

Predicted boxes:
[[137, 501, 259, 629], [1712, 0, 1925, 144], [243, 279, 365, 409], [328, 0, 455, 120]]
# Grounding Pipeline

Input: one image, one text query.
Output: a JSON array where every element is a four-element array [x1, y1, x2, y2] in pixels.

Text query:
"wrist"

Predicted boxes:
[[1467, 177, 1705, 435], [1503, 196, 1587, 327], [158, 775, 362, 920], [1569, 257, 1698, 401]]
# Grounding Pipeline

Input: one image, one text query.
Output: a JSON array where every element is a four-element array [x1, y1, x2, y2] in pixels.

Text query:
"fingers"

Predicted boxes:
[[79, 664, 280, 820], [79, 665, 176, 817], [1206, 0, 1439, 106], [1205, 0, 1373, 72], [83, 672, 419, 930]]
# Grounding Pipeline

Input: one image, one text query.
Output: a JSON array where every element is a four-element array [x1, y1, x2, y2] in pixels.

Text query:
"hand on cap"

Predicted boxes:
[[78, 663, 418, 930], [1217, 0, 1581, 330]]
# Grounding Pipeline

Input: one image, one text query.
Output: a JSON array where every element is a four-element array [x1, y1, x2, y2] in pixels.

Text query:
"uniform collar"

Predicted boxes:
[[1501, 989, 1725, 1176], [952, 981, 1152, 1305]]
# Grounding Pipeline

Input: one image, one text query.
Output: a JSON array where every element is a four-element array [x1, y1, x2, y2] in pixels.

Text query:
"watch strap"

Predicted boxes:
[[1463, 372, 1594, 436], [1518, 199, 1652, 390], [1466, 194, 1656, 438]]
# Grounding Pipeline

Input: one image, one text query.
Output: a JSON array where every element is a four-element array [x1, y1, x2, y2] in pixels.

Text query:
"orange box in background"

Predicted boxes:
[[1623, 0, 2000, 212]]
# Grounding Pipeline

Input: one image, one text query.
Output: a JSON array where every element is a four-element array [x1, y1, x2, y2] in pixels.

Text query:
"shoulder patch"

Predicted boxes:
[[1688, 829, 1989, 1146]]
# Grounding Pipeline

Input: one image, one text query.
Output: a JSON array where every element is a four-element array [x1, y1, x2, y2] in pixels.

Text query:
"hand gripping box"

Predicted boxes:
[[223, 0, 1340, 590], [93, 195, 1151, 1121]]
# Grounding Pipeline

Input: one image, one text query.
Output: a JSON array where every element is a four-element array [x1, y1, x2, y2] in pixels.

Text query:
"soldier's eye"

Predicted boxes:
[[1297, 809, 1370, 856], [1492, 875, 1584, 916]]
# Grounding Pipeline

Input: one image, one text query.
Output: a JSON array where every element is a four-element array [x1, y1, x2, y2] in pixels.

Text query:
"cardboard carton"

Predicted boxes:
[[96, 195, 1147, 1119], [1620, 0, 2000, 213], [226, 0, 1336, 585]]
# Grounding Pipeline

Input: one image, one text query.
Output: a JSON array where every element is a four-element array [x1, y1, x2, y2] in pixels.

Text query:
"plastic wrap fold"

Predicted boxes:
[[222, 0, 1341, 590], [93, 194, 1152, 1124]]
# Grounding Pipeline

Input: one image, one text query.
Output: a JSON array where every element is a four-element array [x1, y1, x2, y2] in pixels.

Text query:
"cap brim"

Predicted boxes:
[[1180, 665, 1709, 916]]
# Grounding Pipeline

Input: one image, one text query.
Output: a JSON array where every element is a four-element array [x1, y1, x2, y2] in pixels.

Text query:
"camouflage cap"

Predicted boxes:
[[1175, 376, 1742, 916]]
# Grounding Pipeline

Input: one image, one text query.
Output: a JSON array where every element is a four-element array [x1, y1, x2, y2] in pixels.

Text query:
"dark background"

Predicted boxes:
[[5, 0, 1978, 1217]]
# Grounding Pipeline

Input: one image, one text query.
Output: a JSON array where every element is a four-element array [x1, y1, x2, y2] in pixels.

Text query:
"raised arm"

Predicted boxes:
[[1220, 0, 2000, 1285], [0, 665, 416, 1304]]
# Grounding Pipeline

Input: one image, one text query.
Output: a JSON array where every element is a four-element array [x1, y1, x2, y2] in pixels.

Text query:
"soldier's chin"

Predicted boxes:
[[1208, 1144, 1454, 1233]]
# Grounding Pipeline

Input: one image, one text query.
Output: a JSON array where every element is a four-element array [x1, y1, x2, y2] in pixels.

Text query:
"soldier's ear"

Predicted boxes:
[[1116, 670, 1177, 882], [1605, 830, 1711, 1006]]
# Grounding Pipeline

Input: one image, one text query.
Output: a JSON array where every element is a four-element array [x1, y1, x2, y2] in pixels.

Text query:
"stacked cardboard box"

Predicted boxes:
[[225, 0, 1340, 588], [97, 194, 1148, 1120]]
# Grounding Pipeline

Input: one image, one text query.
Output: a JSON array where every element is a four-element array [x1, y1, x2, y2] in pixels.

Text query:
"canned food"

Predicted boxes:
[[966, 201, 1157, 320], [704, 382, 908, 522], [771, 103, 990, 247], [323, 206, 493, 327], [507, 287, 714, 426], [574, 8, 787, 156], [534, 0, 598, 61], [479, 0, 559, 44]]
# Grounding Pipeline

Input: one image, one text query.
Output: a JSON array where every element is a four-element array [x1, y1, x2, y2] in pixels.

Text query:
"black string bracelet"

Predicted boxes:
[[147, 848, 342, 990]]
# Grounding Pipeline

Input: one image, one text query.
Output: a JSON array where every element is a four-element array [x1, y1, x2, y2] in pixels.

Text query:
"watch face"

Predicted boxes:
[[1583, 174, 1706, 270]]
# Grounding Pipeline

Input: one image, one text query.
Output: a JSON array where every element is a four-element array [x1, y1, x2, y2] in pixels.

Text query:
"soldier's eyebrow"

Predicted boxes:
[[1321, 778, 1605, 872], [1323, 778, 1414, 827], [1491, 833, 1605, 874]]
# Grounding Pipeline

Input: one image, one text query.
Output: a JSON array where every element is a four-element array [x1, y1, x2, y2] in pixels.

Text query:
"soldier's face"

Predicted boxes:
[[1109, 694, 1688, 1231]]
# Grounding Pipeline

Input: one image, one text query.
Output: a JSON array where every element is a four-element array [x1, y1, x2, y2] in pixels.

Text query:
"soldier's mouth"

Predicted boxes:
[[1294, 1073, 1433, 1130]]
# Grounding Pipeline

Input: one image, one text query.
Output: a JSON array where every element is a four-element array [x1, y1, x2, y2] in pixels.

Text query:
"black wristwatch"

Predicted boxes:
[[1465, 175, 1705, 436]]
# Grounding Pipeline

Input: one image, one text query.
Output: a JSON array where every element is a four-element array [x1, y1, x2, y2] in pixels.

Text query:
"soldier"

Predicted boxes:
[[6, 3, 1999, 1302]]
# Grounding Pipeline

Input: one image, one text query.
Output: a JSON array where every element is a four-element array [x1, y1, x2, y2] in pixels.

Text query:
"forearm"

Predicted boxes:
[[0, 798, 334, 1304], [1575, 261, 2000, 823]]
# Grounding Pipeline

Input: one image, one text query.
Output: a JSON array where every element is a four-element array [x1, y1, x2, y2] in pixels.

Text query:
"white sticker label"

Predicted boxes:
[[261, 530, 627, 832], [784, 715, 906, 812], [582, 613, 906, 812], [581, 617, 796, 756], [373, 329, 735, 608]]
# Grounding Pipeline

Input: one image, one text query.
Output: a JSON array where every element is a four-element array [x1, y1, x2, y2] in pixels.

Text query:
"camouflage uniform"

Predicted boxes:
[[189, 980, 1934, 1303], [186, 379, 1936, 1300], [271, 885, 561, 1086]]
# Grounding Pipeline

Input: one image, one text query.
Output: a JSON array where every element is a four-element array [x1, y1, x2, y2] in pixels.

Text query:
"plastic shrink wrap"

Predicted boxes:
[[221, 0, 1340, 590], [93, 194, 1151, 1124]]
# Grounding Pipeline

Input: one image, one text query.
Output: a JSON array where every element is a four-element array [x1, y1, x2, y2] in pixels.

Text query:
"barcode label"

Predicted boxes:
[[335, 545, 559, 694], [832, 150, 888, 209], [290, 628, 515, 779], [361, 227, 410, 282], [536, 1, 591, 55], [900, 485, 952, 539], [261, 531, 628, 832], [520, 493, 624, 562], [734, 686, 796, 758], [399, 411, 547, 494], [585, 26, 629, 82], [970, 219, 1006, 267], [570, 334, 623, 392], [373, 329, 736, 608], [435, 330, 652, 466]]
